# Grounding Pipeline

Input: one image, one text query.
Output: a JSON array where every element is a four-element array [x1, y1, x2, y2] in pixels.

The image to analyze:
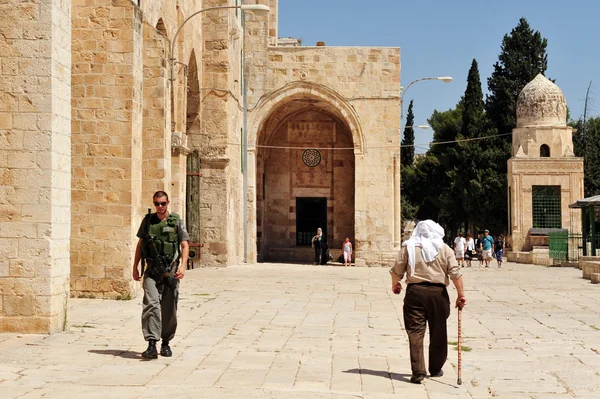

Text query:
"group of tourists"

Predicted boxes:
[[453, 230, 504, 268], [131, 191, 465, 385]]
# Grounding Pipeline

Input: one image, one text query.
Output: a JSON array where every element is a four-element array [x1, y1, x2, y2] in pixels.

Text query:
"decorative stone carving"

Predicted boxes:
[[516, 74, 567, 128], [515, 145, 527, 158]]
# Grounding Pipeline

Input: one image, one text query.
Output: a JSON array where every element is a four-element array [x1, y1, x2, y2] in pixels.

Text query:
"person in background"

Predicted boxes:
[[481, 229, 494, 268], [475, 233, 483, 267], [311, 228, 324, 265], [342, 237, 353, 267], [494, 234, 504, 268], [453, 232, 466, 268], [464, 232, 475, 267]]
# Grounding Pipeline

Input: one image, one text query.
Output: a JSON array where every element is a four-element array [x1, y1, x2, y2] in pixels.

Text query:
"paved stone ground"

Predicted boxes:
[[1, 261, 599, 398]]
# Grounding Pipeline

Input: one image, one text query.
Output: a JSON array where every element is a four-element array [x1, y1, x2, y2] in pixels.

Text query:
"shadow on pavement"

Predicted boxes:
[[88, 349, 143, 359], [343, 368, 412, 383]]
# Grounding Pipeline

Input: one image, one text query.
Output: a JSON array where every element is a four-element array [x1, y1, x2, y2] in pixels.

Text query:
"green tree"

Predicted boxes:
[[573, 116, 600, 197], [486, 17, 548, 137], [401, 100, 415, 167], [483, 17, 549, 234], [461, 59, 485, 139]]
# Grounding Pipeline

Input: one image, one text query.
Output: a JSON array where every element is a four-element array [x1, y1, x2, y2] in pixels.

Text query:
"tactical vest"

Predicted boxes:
[[146, 213, 181, 265]]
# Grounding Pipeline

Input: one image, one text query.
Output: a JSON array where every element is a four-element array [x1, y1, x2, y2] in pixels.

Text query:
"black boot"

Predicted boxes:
[[142, 340, 158, 359], [160, 341, 172, 357]]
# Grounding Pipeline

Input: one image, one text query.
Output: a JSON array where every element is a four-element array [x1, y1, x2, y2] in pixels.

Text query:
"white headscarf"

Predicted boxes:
[[402, 220, 445, 276]]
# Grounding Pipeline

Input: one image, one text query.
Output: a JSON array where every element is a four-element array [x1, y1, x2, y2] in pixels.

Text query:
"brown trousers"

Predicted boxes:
[[403, 283, 451, 376]]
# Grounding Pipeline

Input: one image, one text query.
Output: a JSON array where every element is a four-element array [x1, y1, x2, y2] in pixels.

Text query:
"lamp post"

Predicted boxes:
[[169, 4, 270, 81], [168, 4, 270, 264], [397, 76, 452, 247]]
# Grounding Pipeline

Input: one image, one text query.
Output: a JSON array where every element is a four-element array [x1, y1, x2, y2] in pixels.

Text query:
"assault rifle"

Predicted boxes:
[[143, 235, 172, 277], [141, 209, 172, 278]]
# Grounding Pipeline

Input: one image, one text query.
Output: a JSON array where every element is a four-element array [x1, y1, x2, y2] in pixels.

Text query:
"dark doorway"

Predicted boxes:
[[296, 197, 327, 246]]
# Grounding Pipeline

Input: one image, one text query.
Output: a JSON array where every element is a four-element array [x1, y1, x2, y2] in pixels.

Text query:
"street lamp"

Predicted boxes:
[[169, 4, 270, 81], [168, 4, 270, 264], [397, 76, 452, 247]]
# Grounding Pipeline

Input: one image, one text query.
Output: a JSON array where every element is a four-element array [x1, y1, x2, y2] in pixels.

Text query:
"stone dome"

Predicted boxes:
[[516, 74, 567, 128]]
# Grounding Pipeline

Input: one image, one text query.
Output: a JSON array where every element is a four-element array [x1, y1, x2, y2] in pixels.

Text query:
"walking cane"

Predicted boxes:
[[457, 307, 463, 385]]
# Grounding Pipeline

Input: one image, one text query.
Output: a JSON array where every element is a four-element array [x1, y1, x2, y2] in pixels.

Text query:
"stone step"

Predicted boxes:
[[582, 262, 600, 280], [591, 273, 600, 284]]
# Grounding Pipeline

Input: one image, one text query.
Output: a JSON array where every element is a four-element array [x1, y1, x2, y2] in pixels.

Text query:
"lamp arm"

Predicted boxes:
[[170, 5, 240, 81]]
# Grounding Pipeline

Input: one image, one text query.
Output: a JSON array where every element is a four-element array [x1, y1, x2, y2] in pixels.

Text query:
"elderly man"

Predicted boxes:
[[390, 220, 467, 384]]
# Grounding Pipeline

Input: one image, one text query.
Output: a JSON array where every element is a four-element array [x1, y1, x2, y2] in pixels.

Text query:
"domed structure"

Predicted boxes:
[[516, 74, 567, 127]]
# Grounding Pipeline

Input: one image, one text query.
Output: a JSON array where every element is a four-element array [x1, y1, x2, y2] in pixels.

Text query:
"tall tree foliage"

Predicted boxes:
[[486, 17, 548, 137], [573, 117, 600, 197], [402, 18, 553, 238], [401, 100, 415, 167], [484, 17, 549, 233]]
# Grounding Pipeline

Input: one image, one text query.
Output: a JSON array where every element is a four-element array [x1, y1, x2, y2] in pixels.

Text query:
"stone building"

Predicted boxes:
[[1, 0, 400, 333], [507, 74, 584, 259]]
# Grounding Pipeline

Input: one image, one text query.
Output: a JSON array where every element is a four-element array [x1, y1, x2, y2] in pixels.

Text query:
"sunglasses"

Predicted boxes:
[[154, 201, 168, 207]]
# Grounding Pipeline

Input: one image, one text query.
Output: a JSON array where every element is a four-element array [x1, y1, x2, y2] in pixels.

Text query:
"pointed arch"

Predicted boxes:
[[156, 18, 167, 37], [186, 49, 200, 133], [248, 81, 365, 155]]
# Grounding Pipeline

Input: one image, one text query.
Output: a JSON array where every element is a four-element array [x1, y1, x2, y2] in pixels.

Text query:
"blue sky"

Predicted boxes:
[[277, 0, 600, 153]]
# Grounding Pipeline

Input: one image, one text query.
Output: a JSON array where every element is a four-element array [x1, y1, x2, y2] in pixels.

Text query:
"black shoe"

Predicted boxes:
[[142, 340, 158, 359], [160, 341, 172, 357], [430, 369, 443, 377], [410, 374, 426, 384]]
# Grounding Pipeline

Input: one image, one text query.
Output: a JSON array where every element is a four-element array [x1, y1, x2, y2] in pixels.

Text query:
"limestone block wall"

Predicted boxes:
[[71, 0, 144, 298], [257, 113, 355, 260], [141, 21, 171, 204], [246, 41, 401, 265], [0, 0, 71, 333], [508, 158, 584, 251], [190, 0, 245, 266]]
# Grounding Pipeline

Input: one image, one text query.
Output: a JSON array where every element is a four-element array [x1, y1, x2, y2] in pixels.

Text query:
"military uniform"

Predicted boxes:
[[137, 213, 189, 348]]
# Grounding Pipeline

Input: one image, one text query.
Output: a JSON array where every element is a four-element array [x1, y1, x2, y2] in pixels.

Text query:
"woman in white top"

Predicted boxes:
[[453, 232, 466, 267], [342, 237, 353, 267], [464, 232, 475, 267]]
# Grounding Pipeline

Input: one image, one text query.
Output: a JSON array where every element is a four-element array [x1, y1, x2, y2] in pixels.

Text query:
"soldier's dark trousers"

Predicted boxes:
[[142, 274, 179, 342], [403, 283, 451, 376]]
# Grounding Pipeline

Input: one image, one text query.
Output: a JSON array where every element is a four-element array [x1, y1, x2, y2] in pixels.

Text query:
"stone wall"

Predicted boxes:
[[246, 42, 401, 266], [191, 0, 245, 266], [257, 112, 355, 262], [71, 0, 145, 298], [508, 158, 584, 251], [0, 0, 71, 333]]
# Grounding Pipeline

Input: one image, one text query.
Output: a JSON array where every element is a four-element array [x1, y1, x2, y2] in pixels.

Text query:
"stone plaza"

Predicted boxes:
[[1, 261, 598, 398]]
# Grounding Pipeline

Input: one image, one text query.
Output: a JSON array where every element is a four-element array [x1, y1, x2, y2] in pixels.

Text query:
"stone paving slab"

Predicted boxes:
[[1, 261, 599, 398]]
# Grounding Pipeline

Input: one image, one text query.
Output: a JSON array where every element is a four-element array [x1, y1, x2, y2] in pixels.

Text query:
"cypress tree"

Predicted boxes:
[[486, 17, 548, 137], [461, 59, 485, 139], [401, 100, 415, 167]]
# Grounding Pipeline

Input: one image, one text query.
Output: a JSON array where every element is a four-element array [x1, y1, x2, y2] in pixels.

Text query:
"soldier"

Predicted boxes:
[[132, 191, 189, 359]]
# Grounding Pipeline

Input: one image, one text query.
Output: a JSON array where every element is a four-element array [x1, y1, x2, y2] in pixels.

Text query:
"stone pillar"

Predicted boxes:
[[0, 0, 71, 333], [142, 22, 171, 204], [190, 0, 244, 266], [70, 0, 143, 298]]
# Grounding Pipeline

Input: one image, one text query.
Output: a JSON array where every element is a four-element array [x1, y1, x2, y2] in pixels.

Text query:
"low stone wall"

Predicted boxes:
[[579, 256, 600, 280], [507, 251, 533, 264], [507, 248, 552, 266]]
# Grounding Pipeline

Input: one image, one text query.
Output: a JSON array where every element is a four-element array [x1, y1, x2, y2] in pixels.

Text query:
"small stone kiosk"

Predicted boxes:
[[507, 74, 584, 265], [569, 195, 600, 282]]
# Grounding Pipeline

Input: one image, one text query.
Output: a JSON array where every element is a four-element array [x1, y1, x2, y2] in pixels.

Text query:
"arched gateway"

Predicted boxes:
[[249, 83, 364, 263], [245, 78, 401, 266]]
